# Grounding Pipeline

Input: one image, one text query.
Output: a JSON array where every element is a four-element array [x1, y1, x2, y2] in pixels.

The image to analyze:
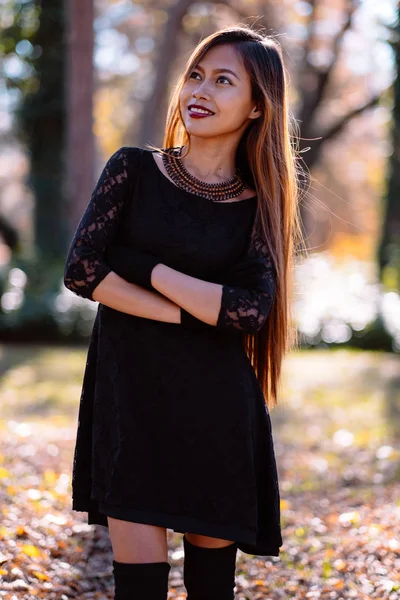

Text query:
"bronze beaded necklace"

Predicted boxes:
[[161, 146, 246, 201]]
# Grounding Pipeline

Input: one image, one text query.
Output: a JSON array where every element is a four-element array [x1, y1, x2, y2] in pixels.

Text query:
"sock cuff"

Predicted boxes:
[[113, 560, 171, 575]]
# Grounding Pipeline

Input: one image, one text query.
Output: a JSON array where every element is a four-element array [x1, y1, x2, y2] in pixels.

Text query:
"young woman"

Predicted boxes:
[[64, 25, 302, 600]]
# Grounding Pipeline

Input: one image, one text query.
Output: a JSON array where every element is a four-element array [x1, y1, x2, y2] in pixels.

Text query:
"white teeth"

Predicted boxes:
[[189, 107, 213, 115]]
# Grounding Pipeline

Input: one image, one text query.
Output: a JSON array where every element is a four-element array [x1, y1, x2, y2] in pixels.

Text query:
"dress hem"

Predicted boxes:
[[72, 496, 282, 557]]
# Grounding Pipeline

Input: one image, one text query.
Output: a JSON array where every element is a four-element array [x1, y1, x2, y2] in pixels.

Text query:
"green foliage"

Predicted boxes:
[[347, 315, 394, 351], [0, 1, 41, 95], [1, 0, 68, 259], [0, 261, 59, 340], [0, 257, 98, 342]]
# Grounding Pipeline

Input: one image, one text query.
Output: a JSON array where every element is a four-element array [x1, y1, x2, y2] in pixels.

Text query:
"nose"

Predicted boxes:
[[192, 80, 211, 101]]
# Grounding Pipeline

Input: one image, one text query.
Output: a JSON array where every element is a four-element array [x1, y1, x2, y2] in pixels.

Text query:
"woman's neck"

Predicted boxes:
[[180, 141, 238, 182]]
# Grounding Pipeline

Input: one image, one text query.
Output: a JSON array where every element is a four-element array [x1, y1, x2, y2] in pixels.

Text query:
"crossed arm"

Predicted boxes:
[[90, 266, 223, 327], [92, 271, 183, 323], [77, 240, 274, 334]]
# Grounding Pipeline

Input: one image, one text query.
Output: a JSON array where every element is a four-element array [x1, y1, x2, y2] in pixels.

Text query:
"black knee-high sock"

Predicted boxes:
[[183, 534, 238, 600], [112, 560, 171, 600]]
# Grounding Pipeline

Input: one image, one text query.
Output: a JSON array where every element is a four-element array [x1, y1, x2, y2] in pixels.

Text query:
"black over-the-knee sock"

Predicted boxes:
[[183, 534, 238, 600], [112, 559, 171, 600]]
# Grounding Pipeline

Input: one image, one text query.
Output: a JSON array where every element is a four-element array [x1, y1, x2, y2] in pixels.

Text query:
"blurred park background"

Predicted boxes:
[[0, 1, 399, 599]]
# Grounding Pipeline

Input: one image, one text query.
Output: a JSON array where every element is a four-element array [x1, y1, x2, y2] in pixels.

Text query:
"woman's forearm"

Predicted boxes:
[[92, 271, 181, 323], [151, 264, 223, 325]]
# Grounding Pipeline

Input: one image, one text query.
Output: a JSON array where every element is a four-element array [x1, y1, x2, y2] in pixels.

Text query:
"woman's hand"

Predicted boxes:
[[179, 254, 267, 330]]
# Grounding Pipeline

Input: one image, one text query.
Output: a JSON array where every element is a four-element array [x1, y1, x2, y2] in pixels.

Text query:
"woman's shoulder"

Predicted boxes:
[[114, 145, 144, 162], [106, 145, 144, 165], [105, 146, 145, 179]]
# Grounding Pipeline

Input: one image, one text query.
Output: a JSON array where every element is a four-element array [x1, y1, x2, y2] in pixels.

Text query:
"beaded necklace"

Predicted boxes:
[[162, 146, 246, 201]]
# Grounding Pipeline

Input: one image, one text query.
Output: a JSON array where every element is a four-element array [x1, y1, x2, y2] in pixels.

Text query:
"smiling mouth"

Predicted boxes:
[[188, 106, 215, 116]]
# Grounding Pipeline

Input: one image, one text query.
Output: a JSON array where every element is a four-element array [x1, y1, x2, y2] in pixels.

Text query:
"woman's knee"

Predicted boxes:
[[107, 517, 168, 563]]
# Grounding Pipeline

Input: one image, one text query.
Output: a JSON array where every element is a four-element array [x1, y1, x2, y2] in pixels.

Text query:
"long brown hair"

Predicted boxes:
[[147, 25, 305, 409]]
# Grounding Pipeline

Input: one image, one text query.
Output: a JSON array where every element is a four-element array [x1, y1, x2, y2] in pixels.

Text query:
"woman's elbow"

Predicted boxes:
[[242, 309, 270, 334], [63, 269, 74, 294], [243, 320, 265, 335], [63, 272, 94, 301]]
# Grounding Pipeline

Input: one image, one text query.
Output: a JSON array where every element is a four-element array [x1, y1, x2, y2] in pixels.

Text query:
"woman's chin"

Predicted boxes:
[[183, 123, 222, 140]]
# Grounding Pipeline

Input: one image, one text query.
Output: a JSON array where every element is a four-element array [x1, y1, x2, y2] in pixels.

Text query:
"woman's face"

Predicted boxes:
[[179, 43, 261, 140]]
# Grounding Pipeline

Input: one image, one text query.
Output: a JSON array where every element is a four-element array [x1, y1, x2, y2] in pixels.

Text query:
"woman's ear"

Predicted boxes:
[[250, 105, 262, 120]]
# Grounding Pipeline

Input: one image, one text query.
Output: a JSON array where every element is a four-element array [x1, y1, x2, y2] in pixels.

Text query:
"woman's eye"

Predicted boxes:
[[189, 72, 231, 84]]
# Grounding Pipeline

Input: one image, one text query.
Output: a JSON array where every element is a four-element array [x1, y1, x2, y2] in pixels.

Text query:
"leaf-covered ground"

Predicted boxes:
[[0, 346, 399, 599]]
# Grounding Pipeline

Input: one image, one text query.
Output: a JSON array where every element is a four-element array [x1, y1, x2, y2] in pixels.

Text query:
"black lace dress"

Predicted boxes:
[[63, 146, 283, 557]]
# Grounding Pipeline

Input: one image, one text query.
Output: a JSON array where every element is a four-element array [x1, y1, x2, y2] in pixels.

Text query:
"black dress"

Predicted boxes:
[[64, 146, 283, 557]]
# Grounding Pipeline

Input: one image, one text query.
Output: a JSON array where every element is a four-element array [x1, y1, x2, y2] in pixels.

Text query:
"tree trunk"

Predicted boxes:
[[17, 0, 67, 260], [378, 9, 400, 285], [137, 0, 193, 148], [65, 0, 94, 237]]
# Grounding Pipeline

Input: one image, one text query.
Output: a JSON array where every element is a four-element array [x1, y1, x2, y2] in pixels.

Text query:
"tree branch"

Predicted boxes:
[[300, 0, 359, 128], [303, 93, 381, 171]]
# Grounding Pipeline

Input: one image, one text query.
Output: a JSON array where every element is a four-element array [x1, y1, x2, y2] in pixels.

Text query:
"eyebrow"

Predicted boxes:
[[194, 64, 240, 81]]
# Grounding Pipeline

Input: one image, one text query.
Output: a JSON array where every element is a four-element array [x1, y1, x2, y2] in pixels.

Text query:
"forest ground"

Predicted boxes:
[[0, 346, 399, 599]]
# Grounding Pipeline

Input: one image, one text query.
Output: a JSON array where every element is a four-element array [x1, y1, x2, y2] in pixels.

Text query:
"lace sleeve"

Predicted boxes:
[[215, 230, 276, 334], [63, 146, 141, 301]]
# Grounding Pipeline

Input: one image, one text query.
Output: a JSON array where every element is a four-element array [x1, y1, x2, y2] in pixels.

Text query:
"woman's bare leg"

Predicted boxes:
[[185, 532, 235, 548], [107, 517, 168, 563]]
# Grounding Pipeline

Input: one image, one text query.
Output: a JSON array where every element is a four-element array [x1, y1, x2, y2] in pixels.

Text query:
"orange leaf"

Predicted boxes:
[[32, 570, 49, 581], [43, 470, 58, 486], [21, 545, 41, 558]]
